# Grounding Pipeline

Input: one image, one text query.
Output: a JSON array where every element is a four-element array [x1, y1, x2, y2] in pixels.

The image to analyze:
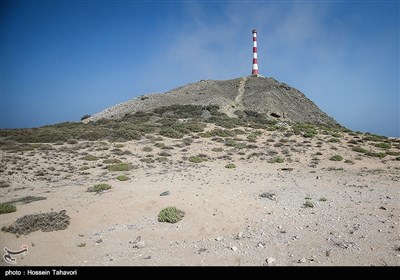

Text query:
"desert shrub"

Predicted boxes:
[[363, 133, 387, 142], [268, 157, 284, 163], [225, 163, 236, 169], [328, 138, 340, 143], [330, 155, 343, 161], [140, 158, 155, 163], [293, 123, 318, 138], [225, 139, 237, 147], [386, 151, 400, 156], [364, 151, 386, 158], [103, 158, 122, 164], [352, 146, 368, 153], [211, 147, 224, 152], [158, 206, 185, 223], [116, 175, 129, 181], [209, 116, 244, 129], [202, 129, 237, 138], [189, 155, 207, 163], [0, 203, 16, 214], [344, 159, 354, 164], [82, 155, 99, 161], [319, 197, 327, 202], [87, 183, 112, 193], [158, 151, 172, 157], [142, 146, 153, 152], [182, 137, 194, 146], [374, 142, 391, 149], [107, 163, 132, 171], [159, 128, 184, 139]]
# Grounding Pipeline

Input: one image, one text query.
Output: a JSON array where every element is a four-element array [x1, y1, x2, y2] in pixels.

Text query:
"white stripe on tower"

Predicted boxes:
[[252, 29, 259, 75]]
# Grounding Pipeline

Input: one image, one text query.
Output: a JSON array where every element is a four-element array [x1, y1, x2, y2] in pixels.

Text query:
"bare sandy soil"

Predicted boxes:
[[1, 126, 399, 266]]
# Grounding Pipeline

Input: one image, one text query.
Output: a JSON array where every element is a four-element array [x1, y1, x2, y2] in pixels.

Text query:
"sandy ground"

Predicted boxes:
[[1, 127, 399, 266]]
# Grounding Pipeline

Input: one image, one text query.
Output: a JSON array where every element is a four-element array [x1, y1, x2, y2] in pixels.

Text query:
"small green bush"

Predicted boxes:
[[116, 175, 129, 181], [374, 142, 391, 149], [344, 159, 354, 164], [386, 151, 400, 156], [330, 155, 343, 161], [189, 156, 206, 163], [87, 183, 112, 193], [158, 206, 185, 223], [82, 155, 99, 161], [225, 163, 236, 169], [268, 157, 284, 163], [364, 151, 386, 158], [103, 158, 122, 164], [107, 163, 132, 171], [328, 138, 340, 143], [211, 147, 224, 152], [0, 203, 16, 214]]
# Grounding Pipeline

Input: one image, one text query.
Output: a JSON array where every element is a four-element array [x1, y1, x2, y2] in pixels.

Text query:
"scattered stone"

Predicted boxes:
[[198, 248, 207, 254], [258, 243, 264, 248], [96, 239, 103, 244], [326, 250, 331, 257], [259, 192, 276, 201], [237, 232, 243, 239], [160, 191, 170, 196], [266, 257, 276, 264], [133, 241, 145, 249], [232, 246, 238, 251], [216, 236, 224, 241], [379, 206, 387, 210], [299, 258, 307, 263]]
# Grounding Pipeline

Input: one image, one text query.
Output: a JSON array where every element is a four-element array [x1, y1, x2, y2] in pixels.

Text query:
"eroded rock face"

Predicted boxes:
[[85, 76, 340, 128]]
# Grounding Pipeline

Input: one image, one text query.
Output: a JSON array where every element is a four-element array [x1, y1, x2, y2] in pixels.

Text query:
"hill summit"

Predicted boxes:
[[86, 76, 340, 128]]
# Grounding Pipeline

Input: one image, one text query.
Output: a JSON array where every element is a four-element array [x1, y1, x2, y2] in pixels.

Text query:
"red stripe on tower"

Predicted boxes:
[[252, 29, 259, 75]]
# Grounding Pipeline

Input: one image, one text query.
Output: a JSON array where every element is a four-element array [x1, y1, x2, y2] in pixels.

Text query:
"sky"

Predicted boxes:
[[1, 0, 399, 137]]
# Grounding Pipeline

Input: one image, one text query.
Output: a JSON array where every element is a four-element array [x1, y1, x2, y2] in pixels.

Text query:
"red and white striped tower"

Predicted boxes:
[[251, 29, 259, 76]]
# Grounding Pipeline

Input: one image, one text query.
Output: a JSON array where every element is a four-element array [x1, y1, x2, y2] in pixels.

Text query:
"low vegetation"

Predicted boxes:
[[158, 206, 185, 223], [87, 183, 112, 193], [330, 155, 343, 161], [0, 203, 17, 214], [116, 175, 129, 181], [225, 163, 236, 169], [189, 155, 208, 163], [107, 163, 132, 171]]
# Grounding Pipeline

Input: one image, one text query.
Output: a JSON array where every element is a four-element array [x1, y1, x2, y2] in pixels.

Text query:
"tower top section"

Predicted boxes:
[[252, 29, 257, 34]]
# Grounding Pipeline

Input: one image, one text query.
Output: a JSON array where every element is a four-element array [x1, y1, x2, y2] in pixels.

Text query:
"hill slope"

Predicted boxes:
[[86, 76, 340, 128]]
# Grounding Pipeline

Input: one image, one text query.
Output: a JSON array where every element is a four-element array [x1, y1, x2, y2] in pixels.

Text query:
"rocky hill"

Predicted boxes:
[[85, 76, 340, 128]]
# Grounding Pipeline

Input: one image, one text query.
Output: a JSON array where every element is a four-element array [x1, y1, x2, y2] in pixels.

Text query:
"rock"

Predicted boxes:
[[160, 191, 170, 196], [258, 243, 264, 248], [216, 236, 224, 241], [379, 206, 386, 210], [133, 240, 145, 249], [266, 257, 276, 264], [299, 258, 307, 263], [237, 232, 243, 239], [231, 246, 238, 251]]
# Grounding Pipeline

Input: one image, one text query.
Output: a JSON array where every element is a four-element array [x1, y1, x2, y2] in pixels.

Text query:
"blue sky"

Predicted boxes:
[[1, 0, 399, 137]]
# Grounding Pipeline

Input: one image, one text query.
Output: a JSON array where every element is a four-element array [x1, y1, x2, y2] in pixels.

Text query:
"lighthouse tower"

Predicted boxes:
[[251, 29, 259, 76]]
